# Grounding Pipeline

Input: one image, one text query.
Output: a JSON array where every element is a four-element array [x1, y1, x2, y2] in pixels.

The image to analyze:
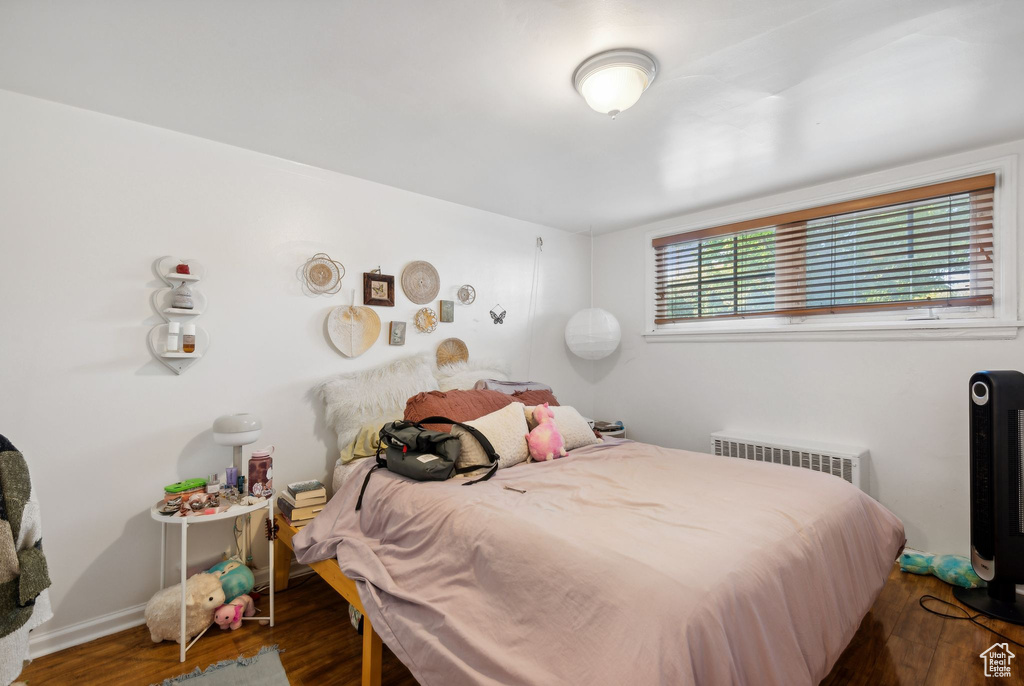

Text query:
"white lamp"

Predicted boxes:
[[573, 49, 657, 119], [213, 413, 262, 474], [565, 308, 621, 360]]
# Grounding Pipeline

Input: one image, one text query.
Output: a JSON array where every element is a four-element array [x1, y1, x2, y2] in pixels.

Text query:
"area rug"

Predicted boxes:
[[154, 646, 287, 686]]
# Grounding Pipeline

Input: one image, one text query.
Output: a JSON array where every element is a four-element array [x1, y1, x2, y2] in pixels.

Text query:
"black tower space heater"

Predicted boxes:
[[958, 370, 1024, 623]]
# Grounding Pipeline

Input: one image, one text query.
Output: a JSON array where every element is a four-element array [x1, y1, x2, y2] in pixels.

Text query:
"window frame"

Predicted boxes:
[[644, 156, 1020, 342]]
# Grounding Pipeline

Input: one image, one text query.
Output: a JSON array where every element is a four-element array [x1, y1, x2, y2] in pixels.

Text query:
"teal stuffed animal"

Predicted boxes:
[[899, 551, 985, 589], [207, 559, 255, 603]]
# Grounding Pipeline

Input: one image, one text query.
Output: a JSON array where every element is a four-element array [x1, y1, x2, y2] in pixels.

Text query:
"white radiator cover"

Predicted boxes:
[[710, 431, 868, 491]]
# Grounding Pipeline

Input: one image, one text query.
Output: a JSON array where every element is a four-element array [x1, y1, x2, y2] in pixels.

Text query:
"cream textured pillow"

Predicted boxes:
[[452, 402, 530, 470], [526, 405, 600, 452]]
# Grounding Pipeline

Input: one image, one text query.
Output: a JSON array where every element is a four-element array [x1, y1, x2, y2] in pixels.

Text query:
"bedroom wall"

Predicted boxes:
[[592, 139, 1024, 558], [0, 89, 595, 652]]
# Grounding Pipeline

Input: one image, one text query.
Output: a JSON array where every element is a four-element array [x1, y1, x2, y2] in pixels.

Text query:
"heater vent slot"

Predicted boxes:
[[711, 432, 866, 491]]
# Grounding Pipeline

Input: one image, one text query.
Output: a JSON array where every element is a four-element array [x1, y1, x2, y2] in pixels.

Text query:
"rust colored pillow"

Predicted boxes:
[[512, 389, 560, 407], [405, 389, 517, 432]]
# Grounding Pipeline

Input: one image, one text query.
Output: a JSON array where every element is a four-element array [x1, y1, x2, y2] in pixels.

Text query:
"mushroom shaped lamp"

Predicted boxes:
[[213, 413, 262, 474]]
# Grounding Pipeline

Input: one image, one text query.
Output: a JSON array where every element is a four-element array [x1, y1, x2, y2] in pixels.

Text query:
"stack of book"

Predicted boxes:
[[279, 480, 327, 529]]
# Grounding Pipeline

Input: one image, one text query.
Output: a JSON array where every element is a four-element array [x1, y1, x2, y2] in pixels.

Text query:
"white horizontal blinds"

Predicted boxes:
[[653, 174, 995, 325]]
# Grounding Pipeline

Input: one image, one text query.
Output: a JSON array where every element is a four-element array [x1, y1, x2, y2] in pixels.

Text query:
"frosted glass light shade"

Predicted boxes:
[[573, 49, 656, 118], [565, 308, 621, 360], [579, 66, 648, 116]]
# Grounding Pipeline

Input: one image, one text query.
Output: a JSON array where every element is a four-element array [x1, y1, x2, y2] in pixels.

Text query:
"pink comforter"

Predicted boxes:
[[294, 439, 904, 686]]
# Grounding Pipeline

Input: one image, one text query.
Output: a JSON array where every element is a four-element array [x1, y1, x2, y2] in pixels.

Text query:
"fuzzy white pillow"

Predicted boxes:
[[452, 402, 530, 470], [525, 405, 600, 452], [317, 354, 439, 453], [435, 359, 511, 391]]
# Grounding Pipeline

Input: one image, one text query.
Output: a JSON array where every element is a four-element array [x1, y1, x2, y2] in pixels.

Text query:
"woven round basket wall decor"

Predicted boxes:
[[436, 337, 469, 366], [401, 261, 440, 304], [302, 253, 345, 295], [327, 305, 381, 358], [414, 307, 438, 333], [457, 284, 476, 305]]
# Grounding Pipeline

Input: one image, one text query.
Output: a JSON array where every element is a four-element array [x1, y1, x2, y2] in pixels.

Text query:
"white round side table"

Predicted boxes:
[[149, 498, 275, 662]]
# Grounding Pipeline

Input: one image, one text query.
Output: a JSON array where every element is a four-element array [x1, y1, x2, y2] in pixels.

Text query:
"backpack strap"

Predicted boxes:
[[354, 444, 388, 511], [416, 416, 500, 485]]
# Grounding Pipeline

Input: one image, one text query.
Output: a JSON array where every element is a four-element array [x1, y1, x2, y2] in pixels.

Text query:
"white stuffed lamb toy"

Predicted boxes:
[[144, 572, 225, 643]]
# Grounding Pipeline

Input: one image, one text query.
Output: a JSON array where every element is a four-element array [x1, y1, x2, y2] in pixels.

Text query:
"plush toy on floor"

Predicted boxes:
[[899, 551, 985, 589], [144, 572, 225, 643], [526, 403, 567, 462], [207, 558, 255, 602], [213, 593, 256, 630]]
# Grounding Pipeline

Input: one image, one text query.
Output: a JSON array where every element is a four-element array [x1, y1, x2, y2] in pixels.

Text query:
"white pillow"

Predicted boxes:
[[452, 402, 530, 470], [526, 405, 600, 452], [316, 354, 438, 453], [435, 359, 511, 391]]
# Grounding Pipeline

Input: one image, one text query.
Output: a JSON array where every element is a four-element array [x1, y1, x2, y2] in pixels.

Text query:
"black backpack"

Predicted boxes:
[[355, 416, 499, 510]]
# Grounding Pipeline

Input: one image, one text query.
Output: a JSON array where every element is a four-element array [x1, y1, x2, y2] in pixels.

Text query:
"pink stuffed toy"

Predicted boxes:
[[526, 403, 567, 462], [213, 593, 255, 630]]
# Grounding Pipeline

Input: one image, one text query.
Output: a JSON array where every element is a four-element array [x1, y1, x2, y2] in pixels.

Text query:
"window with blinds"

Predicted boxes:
[[652, 174, 995, 325]]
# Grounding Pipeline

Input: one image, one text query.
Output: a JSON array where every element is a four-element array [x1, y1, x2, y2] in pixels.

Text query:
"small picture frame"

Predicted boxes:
[[363, 272, 395, 307], [439, 300, 454, 323], [389, 321, 407, 345]]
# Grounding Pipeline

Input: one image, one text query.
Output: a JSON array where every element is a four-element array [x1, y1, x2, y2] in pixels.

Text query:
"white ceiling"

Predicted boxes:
[[1, 1, 1023, 233]]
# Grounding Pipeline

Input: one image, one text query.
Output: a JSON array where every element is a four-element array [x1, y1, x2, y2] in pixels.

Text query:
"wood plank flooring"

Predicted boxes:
[[19, 565, 1024, 685]]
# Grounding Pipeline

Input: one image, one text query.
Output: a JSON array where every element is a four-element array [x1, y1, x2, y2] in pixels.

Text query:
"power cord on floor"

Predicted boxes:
[[252, 571, 317, 596], [919, 594, 1024, 649]]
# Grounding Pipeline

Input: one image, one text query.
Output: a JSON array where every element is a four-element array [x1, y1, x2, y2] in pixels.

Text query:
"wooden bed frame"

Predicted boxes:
[[274, 513, 383, 686]]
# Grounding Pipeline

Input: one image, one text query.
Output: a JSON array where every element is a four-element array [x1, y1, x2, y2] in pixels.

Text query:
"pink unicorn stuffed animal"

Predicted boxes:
[[526, 403, 567, 462], [213, 593, 255, 630]]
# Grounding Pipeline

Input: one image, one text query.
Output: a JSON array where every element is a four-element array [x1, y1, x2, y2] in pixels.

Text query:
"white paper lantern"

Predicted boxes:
[[565, 308, 621, 360]]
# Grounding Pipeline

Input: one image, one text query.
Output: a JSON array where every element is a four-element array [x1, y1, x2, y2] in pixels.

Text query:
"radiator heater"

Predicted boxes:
[[957, 370, 1024, 624], [711, 431, 867, 491]]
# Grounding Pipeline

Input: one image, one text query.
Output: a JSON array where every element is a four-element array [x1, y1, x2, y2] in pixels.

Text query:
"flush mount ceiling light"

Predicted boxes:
[[573, 48, 657, 119]]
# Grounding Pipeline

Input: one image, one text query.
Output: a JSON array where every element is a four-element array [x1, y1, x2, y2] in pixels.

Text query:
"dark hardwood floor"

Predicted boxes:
[[19, 565, 1024, 685]]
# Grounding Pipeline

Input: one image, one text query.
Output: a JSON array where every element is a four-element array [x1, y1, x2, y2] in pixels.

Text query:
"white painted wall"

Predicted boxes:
[[0, 89, 594, 646], [593, 140, 1024, 557]]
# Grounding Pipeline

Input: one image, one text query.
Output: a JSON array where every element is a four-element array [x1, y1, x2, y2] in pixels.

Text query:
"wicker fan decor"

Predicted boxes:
[[327, 305, 381, 357], [302, 253, 345, 295], [436, 338, 469, 366], [414, 307, 438, 333], [402, 261, 440, 304]]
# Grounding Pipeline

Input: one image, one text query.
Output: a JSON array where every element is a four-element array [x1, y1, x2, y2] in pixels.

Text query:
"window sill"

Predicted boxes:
[[643, 319, 1023, 342]]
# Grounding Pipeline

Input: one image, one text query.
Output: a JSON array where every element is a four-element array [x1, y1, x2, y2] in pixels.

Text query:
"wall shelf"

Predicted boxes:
[[165, 272, 201, 282], [149, 256, 209, 374], [148, 322, 210, 374]]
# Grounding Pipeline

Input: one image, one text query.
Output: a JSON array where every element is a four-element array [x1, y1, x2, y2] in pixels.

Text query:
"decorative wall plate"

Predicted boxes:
[[302, 253, 345, 295], [436, 338, 469, 367], [327, 305, 381, 357], [414, 307, 438, 333], [401, 261, 440, 304], [457, 284, 476, 305]]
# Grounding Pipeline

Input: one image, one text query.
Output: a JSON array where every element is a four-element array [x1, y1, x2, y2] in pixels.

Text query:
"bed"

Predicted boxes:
[[289, 434, 904, 685]]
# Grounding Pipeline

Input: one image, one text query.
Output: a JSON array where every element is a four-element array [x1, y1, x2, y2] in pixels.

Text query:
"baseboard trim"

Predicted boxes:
[[28, 563, 312, 659]]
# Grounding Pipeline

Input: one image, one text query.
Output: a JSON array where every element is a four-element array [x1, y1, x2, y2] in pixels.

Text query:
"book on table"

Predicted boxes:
[[286, 480, 327, 502], [278, 497, 324, 522], [279, 489, 326, 509], [280, 513, 309, 529]]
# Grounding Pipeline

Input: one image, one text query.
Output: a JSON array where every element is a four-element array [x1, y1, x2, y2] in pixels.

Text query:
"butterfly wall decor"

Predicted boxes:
[[490, 305, 506, 325]]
